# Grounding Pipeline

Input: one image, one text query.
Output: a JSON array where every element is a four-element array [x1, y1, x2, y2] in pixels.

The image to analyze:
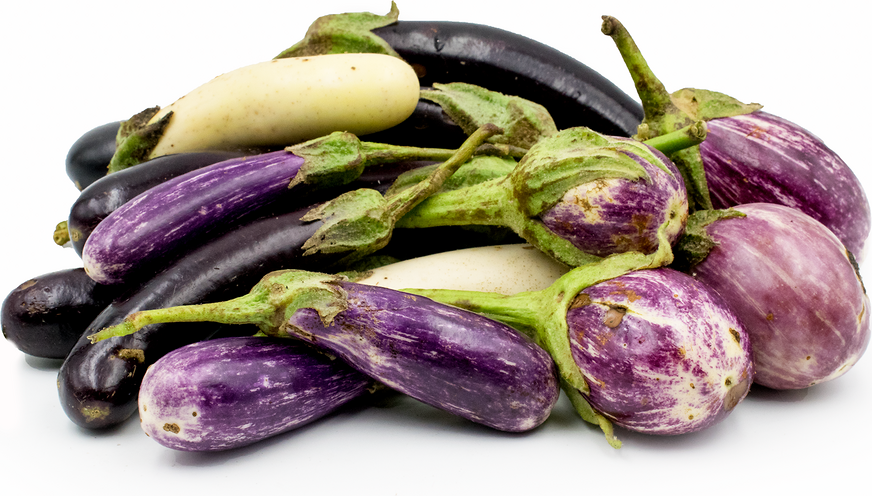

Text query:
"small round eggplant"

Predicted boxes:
[[688, 203, 870, 390], [700, 112, 871, 260], [1, 268, 115, 359], [567, 268, 753, 435], [139, 336, 375, 451], [65, 121, 121, 191]]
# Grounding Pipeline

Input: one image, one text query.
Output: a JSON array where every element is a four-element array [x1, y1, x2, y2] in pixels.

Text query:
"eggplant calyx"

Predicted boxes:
[[86, 270, 349, 343], [421, 82, 558, 149], [53, 220, 70, 246], [275, 2, 400, 58], [107, 107, 172, 174], [671, 208, 746, 272]]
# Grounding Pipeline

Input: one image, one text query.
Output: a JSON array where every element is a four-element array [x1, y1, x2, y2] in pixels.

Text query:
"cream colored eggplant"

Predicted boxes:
[[147, 53, 420, 158]]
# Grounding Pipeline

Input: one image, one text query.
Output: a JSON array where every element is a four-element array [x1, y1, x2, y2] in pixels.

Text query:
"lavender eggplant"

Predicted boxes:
[[402, 226, 752, 445], [89, 271, 561, 433], [602, 16, 870, 258], [2, 268, 115, 359], [279, 3, 644, 137], [65, 121, 121, 191], [679, 203, 870, 390], [139, 336, 375, 451], [66, 150, 246, 255]]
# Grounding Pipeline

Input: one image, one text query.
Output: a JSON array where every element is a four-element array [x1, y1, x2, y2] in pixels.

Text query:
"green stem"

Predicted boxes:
[[360, 141, 527, 164], [642, 121, 707, 156]]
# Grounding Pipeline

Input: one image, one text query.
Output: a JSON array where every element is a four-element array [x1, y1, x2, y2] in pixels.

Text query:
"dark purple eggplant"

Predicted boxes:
[[602, 16, 870, 258], [681, 203, 870, 390], [139, 336, 375, 451], [65, 121, 121, 191], [88, 271, 561, 433], [2, 268, 115, 359], [68, 150, 246, 256]]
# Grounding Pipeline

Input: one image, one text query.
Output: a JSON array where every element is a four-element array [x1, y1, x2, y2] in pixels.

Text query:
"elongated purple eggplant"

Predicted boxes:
[[602, 16, 870, 258], [88, 271, 561, 433], [700, 112, 870, 260], [65, 121, 121, 191], [683, 203, 870, 390], [2, 268, 115, 359], [67, 150, 246, 256], [139, 336, 375, 451], [566, 268, 753, 435]]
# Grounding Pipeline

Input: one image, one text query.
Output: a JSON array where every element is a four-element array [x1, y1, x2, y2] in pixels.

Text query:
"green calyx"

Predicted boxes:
[[87, 270, 348, 343], [671, 208, 745, 272], [421, 82, 558, 149], [601, 15, 762, 212], [275, 2, 401, 58], [404, 219, 675, 448], [106, 107, 172, 174]]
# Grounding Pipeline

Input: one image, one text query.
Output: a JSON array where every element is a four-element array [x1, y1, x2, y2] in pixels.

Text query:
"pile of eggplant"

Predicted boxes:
[[2, 3, 869, 452]]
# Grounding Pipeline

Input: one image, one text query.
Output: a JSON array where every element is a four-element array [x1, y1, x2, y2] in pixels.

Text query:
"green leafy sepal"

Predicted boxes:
[[275, 2, 400, 58]]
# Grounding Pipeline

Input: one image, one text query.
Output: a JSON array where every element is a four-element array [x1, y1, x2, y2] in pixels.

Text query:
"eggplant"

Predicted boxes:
[[602, 16, 870, 258], [1, 268, 115, 359], [394, 126, 691, 267], [139, 336, 375, 451], [287, 16, 644, 137], [681, 203, 870, 390], [65, 121, 121, 191], [404, 233, 752, 445], [68, 150, 246, 256], [88, 271, 561, 433]]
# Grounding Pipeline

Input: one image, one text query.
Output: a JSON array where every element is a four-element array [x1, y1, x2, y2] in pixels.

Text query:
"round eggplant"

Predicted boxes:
[[688, 203, 870, 390], [2, 268, 115, 359], [567, 268, 753, 435], [139, 336, 375, 451]]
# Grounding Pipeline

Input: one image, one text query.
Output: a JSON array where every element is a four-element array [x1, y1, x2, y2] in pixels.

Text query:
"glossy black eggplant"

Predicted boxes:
[[65, 122, 121, 191], [2, 268, 116, 359], [370, 20, 644, 138], [67, 151, 247, 256]]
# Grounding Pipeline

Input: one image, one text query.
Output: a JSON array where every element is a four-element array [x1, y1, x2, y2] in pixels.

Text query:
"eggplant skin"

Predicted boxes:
[[65, 122, 121, 191], [139, 337, 374, 451], [285, 281, 560, 432], [567, 268, 753, 435], [372, 21, 644, 137], [691, 203, 870, 390], [700, 111, 871, 261], [2, 268, 115, 359], [68, 151, 246, 256]]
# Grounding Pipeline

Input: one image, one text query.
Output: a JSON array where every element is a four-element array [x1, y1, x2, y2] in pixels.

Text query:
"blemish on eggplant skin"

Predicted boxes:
[[603, 306, 626, 328], [163, 423, 181, 434], [766, 313, 775, 321], [729, 328, 741, 345]]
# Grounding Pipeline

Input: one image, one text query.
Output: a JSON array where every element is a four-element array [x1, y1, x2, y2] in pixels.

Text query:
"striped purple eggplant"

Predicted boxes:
[[687, 203, 870, 390], [82, 150, 303, 285], [538, 138, 687, 257], [567, 267, 753, 435], [700, 112, 870, 260], [88, 271, 561, 433], [139, 336, 375, 451]]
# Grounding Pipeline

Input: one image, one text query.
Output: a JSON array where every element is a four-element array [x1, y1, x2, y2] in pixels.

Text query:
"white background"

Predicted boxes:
[[1, 1, 870, 494]]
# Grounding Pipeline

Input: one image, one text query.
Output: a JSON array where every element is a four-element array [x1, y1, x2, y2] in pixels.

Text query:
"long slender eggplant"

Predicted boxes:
[[2, 268, 115, 359], [68, 151, 246, 255], [88, 270, 561, 433], [65, 121, 121, 191], [139, 336, 376, 451]]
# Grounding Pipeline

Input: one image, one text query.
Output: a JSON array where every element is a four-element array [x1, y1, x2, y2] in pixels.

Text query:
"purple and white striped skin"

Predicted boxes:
[[539, 141, 688, 257], [138, 336, 374, 452], [567, 268, 753, 435], [690, 203, 870, 390], [82, 150, 304, 285], [283, 281, 561, 432], [700, 111, 871, 261]]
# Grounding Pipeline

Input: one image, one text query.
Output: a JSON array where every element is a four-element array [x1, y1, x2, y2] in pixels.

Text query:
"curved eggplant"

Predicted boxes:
[[65, 121, 121, 191], [2, 268, 115, 359], [68, 150, 246, 256], [139, 336, 375, 451], [369, 21, 643, 138], [686, 203, 870, 390]]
